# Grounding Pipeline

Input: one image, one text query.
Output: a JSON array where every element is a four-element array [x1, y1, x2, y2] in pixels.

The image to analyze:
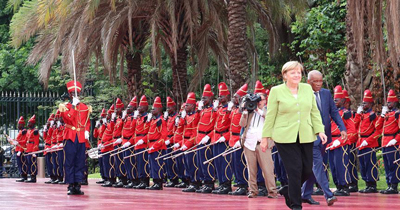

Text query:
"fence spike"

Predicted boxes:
[[13, 92, 16, 97]]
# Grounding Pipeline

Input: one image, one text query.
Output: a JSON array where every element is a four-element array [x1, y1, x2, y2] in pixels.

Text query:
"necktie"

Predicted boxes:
[[314, 92, 322, 111]]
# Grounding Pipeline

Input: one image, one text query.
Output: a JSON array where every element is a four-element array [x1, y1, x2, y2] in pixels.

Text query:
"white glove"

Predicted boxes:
[[44, 125, 48, 131], [386, 139, 397, 147], [52, 145, 57, 149], [332, 139, 340, 147], [136, 139, 144, 145], [357, 106, 363, 114], [180, 145, 188, 151], [227, 101, 234, 111], [13, 140, 18, 146], [114, 138, 122, 144], [213, 100, 219, 109], [147, 113, 153, 122], [165, 140, 171, 146], [57, 143, 63, 148], [32, 154, 36, 158], [85, 131, 90, 140], [57, 121, 61, 128], [133, 110, 139, 119], [216, 136, 226, 143], [164, 111, 169, 120], [233, 140, 241, 149], [149, 146, 154, 151], [175, 117, 180, 126], [17, 151, 21, 156], [360, 140, 368, 147], [200, 135, 210, 145], [102, 118, 107, 124], [381, 106, 389, 117], [95, 120, 100, 127], [181, 110, 187, 118], [72, 97, 80, 106], [198, 101, 204, 111], [98, 144, 104, 149], [111, 113, 116, 120], [122, 110, 127, 119], [122, 141, 131, 148], [173, 143, 180, 148], [50, 120, 54, 127]]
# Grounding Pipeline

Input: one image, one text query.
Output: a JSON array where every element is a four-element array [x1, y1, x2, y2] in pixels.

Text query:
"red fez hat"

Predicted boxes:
[[387, 89, 398, 102], [100, 108, 107, 117], [55, 110, 61, 118], [343, 90, 350, 102], [116, 98, 124, 109], [167, 97, 176, 107], [47, 114, 55, 122], [28, 115, 36, 124], [186, 92, 196, 104], [265, 89, 270, 96], [254, 80, 265, 94], [235, 84, 248, 97], [334, 85, 345, 99], [363, 90, 373, 103], [18, 116, 25, 125], [66, 81, 82, 93], [218, 82, 230, 96], [202, 84, 214, 97], [129, 96, 138, 107], [153, 96, 162, 108], [108, 104, 115, 115], [139, 95, 148, 106]]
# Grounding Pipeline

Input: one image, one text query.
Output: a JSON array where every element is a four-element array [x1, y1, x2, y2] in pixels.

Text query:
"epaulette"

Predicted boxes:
[[88, 105, 93, 113], [395, 111, 400, 119], [369, 112, 377, 122], [22, 130, 27, 135], [343, 111, 352, 120], [58, 102, 69, 112], [33, 130, 39, 135]]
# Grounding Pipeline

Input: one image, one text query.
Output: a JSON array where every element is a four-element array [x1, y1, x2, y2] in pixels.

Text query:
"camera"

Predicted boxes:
[[243, 93, 261, 112]]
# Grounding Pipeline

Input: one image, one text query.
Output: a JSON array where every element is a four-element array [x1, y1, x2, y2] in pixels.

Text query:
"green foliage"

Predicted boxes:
[[290, 0, 347, 90]]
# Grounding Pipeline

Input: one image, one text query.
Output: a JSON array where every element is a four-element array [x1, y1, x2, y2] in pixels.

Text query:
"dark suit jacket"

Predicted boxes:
[[315, 88, 346, 145]]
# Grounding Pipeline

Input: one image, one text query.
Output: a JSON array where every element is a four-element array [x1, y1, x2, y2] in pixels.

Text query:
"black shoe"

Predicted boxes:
[[312, 188, 324, 195], [175, 182, 188, 188], [113, 181, 125, 188], [135, 182, 149, 189], [257, 186, 268, 196], [333, 188, 350, 196], [228, 187, 248, 195], [73, 183, 85, 195], [380, 185, 398, 194], [16, 178, 27, 182], [24, 177, 37, 183], [182, 184, 199, 192], [214, 185, 232, 194], [195, 185, 206, 193], [326, 196, 338, 206], [198, 184, 214, 193], [164, 181, 174, 187], [147, 182, 163, 190], [58, 181, 67, 185], [359, 186, 378, 193], [81, 181, 89, 186], [96, 179, 106, 184], [302, 198, 320, 205], [348, 184, 358, 193], [278, 185, 291, 209], [45, 179, 54, 184], [124, 182, 135, 188], [102, 181, 115, 187], [51, 179, 59, 184]]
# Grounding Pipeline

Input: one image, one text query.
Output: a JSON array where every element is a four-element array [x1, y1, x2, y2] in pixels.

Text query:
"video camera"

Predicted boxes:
[[243, 93, 261, 112]]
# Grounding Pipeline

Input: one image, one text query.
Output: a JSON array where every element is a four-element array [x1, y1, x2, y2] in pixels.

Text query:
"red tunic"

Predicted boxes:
[[182, 112, 200, 149], [101, 121, 115, 153], [166, 113, 178, 142], [354, 110, 380, 149], [212, 105, 231, 143], [327, 108, 357, 149], [97, 124, 106, 147], [112, 117, 124, 145], [196, 107, 217, 144], [43, 128, 53, 155], [145, 116, 167, 153], [26, 129, 40, 153], [60, 102, 91, 143], [376, 109, 400, 146], [15, 129, 27, 153], [51, 126, 58, 148], [229, 107, 242, 147], [57, 125, 65, 144], [122, 116, 136, 144], [172, 118, 185, 149], [132, 114, 150, 150]]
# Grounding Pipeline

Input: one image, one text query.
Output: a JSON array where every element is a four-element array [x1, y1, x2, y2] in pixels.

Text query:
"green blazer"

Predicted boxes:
[[262, 83, 324, 144]]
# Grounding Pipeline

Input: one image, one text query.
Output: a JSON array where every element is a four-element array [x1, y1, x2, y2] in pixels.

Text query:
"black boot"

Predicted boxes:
[[16, 174, 28, 182], [73, 183, 84, 195], [182, 182, 200, 192], [102, 177, 116, 187], [147, 179, 163, 190], [175, 179, 189, 188], [359, 182, 378, 193], [333, 185, 350, 196], [25, 175, 37, 183], [134, 178, 149, 189], [348, 182, 358, 192], [165, 178, 179, 187], [213, 181, 232, 194], [380, 183, 398, 194], [67, 184, 76, 195], [114, 176, 128, 188], [229, 185, 248, 196], [197, 182, 215, 193]]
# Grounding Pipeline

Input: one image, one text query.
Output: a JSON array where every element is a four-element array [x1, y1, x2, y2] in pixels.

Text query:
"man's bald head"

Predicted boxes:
[[307, 70, 323, 92]]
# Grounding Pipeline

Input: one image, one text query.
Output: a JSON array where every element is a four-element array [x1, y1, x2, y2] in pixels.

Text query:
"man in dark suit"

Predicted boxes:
[[301, 70, 346, 206]]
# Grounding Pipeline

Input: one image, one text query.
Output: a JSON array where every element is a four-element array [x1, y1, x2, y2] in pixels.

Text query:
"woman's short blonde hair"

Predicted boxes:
[[281, 61, 304, 77]]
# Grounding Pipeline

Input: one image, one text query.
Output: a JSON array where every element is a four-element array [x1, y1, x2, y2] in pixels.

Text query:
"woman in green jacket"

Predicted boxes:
[[261, 61, 327, 210]]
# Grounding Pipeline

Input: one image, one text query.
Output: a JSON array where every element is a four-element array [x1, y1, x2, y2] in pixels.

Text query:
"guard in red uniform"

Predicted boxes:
[[101, 105, 116, 187], [172, 103, 189, 188], [44, 114, 56, 184], [59, 81, 91, 195], [121, 96, 139, 188], [181, 92, 201, 192], [11, 116, 28, 182], [145, 96, 167, 190], [377, 89, 400, 194], [212, 82, 233, 194], [112, 98, 128, 188], [56, 116, 66, 184], [132, 95, 151, 189], [164, 97, 180, 187], [195, 84, 217, 193], [327, 85, 357, 196], [93, 108, 107, 184], [25, 115, 40, 183], [354, 90, 380, 193], [228, 83, 249, 195], [50, 111, 60, 183]]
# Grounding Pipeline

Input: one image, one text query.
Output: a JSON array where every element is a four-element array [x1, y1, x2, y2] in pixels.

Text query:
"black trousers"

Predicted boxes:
[[275, 136, 313, 209]]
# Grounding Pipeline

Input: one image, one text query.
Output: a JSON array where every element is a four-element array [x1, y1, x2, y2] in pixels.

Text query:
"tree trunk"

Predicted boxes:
[[126, 51, 142, 99], [171, 47, 188, 105], [227, 0, 248, 93]]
